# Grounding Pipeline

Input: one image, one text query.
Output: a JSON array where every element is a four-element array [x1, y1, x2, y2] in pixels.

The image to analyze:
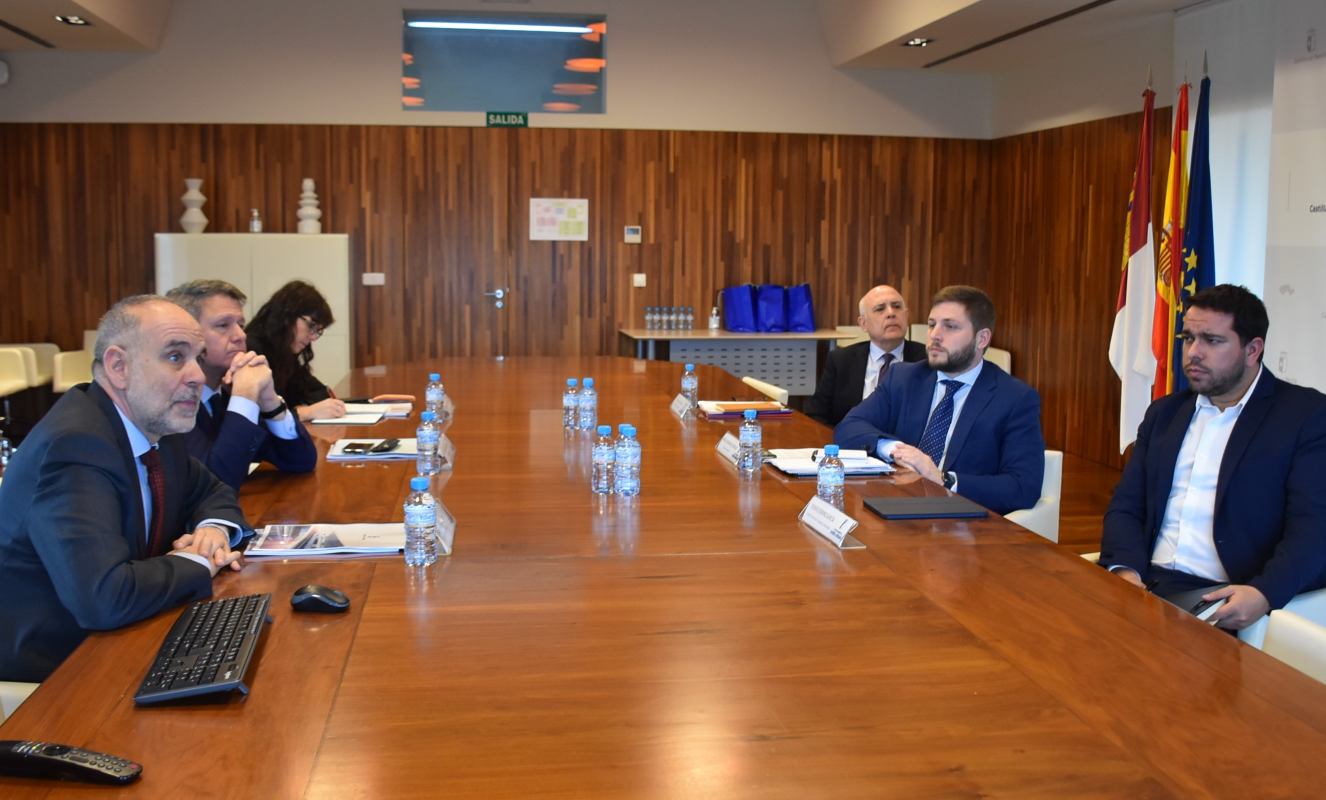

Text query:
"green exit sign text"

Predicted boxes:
[[486, 112, 528, 128]]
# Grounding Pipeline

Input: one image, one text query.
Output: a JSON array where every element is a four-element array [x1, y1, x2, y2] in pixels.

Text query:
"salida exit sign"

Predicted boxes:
[[486, 112, 528, 128]]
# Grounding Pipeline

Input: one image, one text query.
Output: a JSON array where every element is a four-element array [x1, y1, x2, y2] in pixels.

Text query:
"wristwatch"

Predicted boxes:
[[259, 399, 288, 420], [942, 471, 957, 490]]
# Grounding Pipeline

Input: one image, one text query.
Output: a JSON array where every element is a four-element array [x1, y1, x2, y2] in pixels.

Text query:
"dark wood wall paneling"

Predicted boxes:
[[0, 114, 1167, 467]]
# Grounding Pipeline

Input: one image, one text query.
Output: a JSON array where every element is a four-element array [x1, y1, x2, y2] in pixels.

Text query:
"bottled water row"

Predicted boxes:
[[407, 371, 452, 567], [645, 306, 695, 331], [563, 376, 600, 431], [591, 423, 642, 497]]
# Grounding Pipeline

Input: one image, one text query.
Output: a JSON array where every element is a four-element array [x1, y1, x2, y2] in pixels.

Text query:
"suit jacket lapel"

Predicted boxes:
[[1148, 393, 1197, 532], [1214, 372, 1276, 514], [847, 345, 869, 402], [903, 368, 939, 444], [941, 365, 996, 470]]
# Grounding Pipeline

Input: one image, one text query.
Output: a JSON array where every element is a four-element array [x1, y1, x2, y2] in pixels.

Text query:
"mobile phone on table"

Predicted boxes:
[[370, 439, 400, 454], [341, 441, 375, 455]]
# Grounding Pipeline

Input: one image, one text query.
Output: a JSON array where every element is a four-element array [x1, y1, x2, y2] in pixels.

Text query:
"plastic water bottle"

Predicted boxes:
[[614, 424, 641, 497], [738, 409, 762, 475], [708, 306, 721, 331], [425, 373, 446, 418], [578, 377, 598, 431], [403, 476, 438, 566], [680, 363, 698, 410], [591, 424, 615, 494], [683, 306, 695, 330], [817, 444, 846, 510], [562, 378, 579, 429], [416, 410, 441, 475], [248, 208, 262, 233]]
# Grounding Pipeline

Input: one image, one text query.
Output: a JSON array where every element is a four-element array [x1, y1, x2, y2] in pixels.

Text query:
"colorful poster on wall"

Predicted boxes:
[[530, 198, 589, 241]]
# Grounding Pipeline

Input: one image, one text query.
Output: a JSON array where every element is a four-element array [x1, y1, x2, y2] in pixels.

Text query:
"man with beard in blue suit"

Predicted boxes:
[[836, 285, 1045, 515]]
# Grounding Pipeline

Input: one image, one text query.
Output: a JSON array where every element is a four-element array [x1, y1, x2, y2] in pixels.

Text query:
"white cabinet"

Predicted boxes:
[[154, 234, 352, 389]]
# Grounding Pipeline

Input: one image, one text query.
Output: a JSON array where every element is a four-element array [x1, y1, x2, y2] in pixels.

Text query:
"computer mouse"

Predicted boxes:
[[290, 584, 350, 613]]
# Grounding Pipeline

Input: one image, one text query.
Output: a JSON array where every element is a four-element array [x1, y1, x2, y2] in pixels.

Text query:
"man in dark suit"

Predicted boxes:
[[806, 284, 927, 427], [165, 280, 316, 491], [1100, 284, 1326, 630], [0, 296, 249, 682], [836, 285, 1044, 514]]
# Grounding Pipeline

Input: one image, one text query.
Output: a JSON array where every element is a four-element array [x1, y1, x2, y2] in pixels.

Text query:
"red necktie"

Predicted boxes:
[[140, 448, 167, 555]]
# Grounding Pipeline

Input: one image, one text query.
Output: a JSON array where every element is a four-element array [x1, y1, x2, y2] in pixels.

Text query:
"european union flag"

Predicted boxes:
[[1174, 75, 1216, 393]]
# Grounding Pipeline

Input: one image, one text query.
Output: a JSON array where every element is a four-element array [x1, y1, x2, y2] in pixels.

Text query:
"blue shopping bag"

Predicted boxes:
[[721, 285, 757, 332], [786, 283, 815, 332], [756, 285, 787, 332]]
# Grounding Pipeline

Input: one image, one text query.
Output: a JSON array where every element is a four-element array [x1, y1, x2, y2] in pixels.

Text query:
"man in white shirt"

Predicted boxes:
[[805, 284, 927, 427], [0, 295, 249, 681], [1100, 285, 1326, 630]]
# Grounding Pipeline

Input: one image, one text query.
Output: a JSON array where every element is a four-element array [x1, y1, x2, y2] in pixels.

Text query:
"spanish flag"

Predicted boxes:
[[1108, 88, 1157, 453], [1152, 83, 1189, 400]]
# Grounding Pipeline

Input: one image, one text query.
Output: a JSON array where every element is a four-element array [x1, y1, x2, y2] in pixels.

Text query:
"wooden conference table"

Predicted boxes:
[[4, 358, 1326, 798]]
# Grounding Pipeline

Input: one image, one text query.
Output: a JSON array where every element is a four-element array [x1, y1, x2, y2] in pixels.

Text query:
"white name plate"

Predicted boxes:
[[670, 393, 693, 418], [799, 496, 865, 550], [436, 500, 456, 556], [715, 432, 740, 465]]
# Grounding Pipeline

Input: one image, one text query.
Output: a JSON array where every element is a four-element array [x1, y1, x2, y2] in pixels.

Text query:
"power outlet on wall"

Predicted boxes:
[[632, 273, 647, 288]]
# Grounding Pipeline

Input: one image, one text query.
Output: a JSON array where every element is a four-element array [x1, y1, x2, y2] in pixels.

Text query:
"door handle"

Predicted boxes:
[[483, 289, 506, 299]]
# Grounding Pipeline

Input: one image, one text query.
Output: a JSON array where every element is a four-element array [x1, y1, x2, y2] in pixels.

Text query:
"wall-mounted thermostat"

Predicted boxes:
[[624, 225, 642, 244]]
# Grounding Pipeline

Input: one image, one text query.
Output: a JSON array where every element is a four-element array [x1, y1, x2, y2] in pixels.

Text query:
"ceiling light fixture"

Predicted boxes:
[[407, 21, 591, 34], [54, 15, 91, 26], [904, 37, 931, 47], [564, 57, 606, 73]]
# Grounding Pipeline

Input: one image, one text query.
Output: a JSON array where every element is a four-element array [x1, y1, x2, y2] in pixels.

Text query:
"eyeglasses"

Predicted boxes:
[[300, 316, 327, 338]]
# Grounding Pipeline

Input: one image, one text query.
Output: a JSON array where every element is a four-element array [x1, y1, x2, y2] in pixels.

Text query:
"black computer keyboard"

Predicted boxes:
[[133, 593, 272, 705]]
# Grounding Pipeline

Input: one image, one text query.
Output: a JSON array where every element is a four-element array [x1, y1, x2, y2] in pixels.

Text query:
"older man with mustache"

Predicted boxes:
[[0, 295, 250, 683]]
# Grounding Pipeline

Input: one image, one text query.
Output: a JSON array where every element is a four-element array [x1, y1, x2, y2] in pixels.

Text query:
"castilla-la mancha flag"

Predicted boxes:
[[1108, 88, 1157, 453], [1152, 82, 1189, 400]]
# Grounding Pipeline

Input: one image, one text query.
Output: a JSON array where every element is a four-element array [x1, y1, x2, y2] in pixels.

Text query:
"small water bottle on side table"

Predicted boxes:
[[708, 305, 721, 331], [615, 424, 641, 497], [425, 372, 447, 419], [562, 378, 579, 430], [592, 425, 615, 494], [416, 410, 441, 475], [578, 377, 598, 431], [817, 444, 846, 510], [737, 409, 762, 475], [680, 363, 698, 411], [404, 476, 438, 566]]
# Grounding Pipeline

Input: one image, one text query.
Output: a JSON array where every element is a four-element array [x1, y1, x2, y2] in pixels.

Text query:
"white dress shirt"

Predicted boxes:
[[113, 405, 241, 572], [862, 341, 907, 401], [1150, 366, 1265, 581], [201, 384, 297, 439], [877, 360, 984, 468]]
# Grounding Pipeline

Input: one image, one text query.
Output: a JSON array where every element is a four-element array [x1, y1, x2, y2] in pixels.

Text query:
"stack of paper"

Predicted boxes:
[[311, 409, 385, 425], [327, 438, 419, 461], [767, 448, 893, 477], [698, 400, 791, 419], [344, 401, 412, 418], [246, 523, 405, 556]]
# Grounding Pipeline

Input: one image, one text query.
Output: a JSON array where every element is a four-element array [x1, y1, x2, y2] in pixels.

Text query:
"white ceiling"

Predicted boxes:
[[819, 0, 1191, 72], [0, 0, 174, 51]]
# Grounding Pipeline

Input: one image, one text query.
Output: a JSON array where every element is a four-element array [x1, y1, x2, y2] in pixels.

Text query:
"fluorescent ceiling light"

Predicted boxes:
[[407, 21, 592, 34]]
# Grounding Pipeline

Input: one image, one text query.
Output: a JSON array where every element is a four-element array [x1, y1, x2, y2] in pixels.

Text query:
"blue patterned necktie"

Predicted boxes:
[[918, 380, 963, 467]]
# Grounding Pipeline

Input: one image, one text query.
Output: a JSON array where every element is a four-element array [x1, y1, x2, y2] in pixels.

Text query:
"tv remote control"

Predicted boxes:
[[0, 740, 141, 784]]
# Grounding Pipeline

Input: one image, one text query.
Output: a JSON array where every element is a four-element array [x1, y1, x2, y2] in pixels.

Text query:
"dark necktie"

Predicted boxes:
[[208, 393, 226, 434], [140, 448, 167, 556], [873, 353, 896, 393], [918, 380, 963, 467]]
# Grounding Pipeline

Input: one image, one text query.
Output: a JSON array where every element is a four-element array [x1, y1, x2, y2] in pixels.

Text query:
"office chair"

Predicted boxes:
[[1262, 610, 1326, 684], [1005, 450, 1063, 542]]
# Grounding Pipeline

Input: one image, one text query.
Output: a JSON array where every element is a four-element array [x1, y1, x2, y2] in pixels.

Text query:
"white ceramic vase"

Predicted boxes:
[[180, 178, 208, 234], [297, 177, 323, 234]]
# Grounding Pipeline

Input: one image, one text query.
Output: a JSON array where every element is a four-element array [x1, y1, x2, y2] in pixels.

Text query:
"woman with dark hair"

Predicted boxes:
[[246, 280, 347, 422]]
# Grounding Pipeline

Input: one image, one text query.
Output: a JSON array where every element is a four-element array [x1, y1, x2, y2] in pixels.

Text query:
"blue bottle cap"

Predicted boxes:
[[618, 423, 629, 434], [597, 425, 611, 436], [824, 444, 840, 456], [685, 363, 695, 371], [743, 409, 758, 420], [420, 411, 436, 422], [429, 372, 440, 381], [410, 476, 429, 491], [567, 378, 578, 387], [625, 425, 637, 437], [583, 377, 594, 388]]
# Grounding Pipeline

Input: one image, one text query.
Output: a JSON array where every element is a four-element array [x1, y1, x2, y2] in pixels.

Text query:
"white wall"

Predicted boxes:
[[0, 0, 992, 138], [1174, 0, 1275, 297]]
